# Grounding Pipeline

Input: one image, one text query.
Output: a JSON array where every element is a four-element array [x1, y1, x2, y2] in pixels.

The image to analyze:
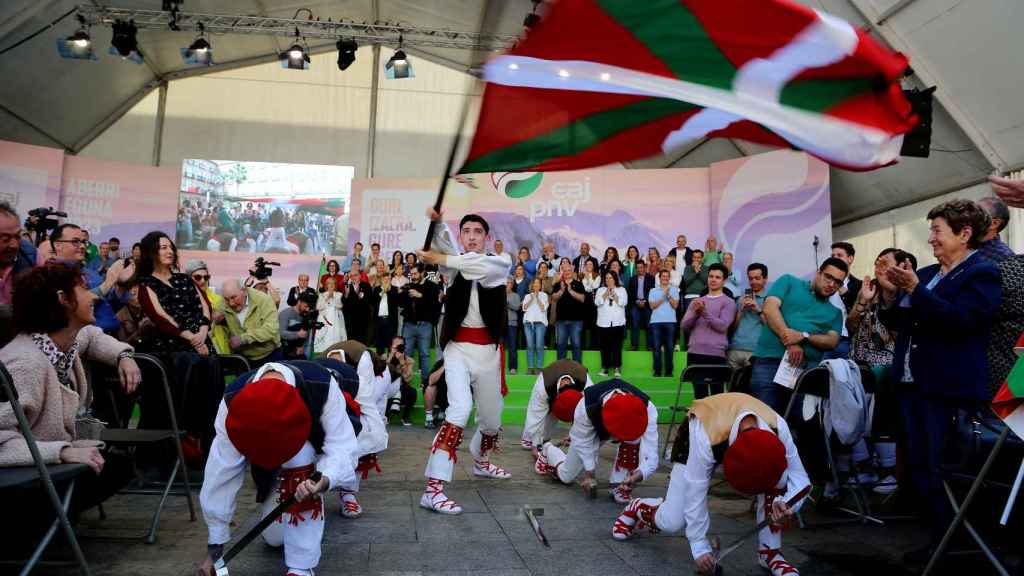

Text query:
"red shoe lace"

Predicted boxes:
[[759, 548, 798, 575]]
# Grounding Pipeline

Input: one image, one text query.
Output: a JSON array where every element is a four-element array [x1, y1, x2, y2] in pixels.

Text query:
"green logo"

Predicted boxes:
[[493, 172, 543, 199]]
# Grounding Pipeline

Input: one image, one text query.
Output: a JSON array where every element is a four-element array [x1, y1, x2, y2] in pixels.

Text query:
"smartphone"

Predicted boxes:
[[744, 288, 754, 297]]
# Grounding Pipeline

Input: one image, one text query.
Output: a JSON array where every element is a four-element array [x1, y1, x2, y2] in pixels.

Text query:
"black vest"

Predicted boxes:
[[583, 379, 651, 442], [541, 359, 588, 404], [440, 273, 505, 348], [225, 365, 329, 503]]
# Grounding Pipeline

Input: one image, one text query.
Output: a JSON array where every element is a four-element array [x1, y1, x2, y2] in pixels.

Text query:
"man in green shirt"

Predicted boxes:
[[221, 279, 284, 368], [750, 257, 848, 412]]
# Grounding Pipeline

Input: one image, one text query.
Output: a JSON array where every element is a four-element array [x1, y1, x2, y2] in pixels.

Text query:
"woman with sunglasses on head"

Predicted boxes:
[[185, 259, 230, 354]]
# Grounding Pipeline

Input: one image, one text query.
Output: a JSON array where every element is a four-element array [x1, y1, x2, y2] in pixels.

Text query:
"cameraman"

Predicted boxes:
[[0, 202, 37, 307], [247, 258, 282, 308], [384, 336, 416, 426], [279, 291, 317, 359]]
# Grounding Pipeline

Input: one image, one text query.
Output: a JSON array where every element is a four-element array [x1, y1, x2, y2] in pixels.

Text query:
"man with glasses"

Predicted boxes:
[[186, 260, 230, 354], [748, 257, 847, 413], [0, 202, 36, 307], [49, 223, 133, 335]]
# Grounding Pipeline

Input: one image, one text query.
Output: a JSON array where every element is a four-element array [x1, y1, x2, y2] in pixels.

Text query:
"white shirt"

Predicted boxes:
[[582, 275, 601, 293], [200, 362, 359, 545], [828, 292, 849, 338], [594, 286, 627, 327], [432, 223, 512, 329], [522, 291, 549, 325], [235, 294, 251, 326], [523, 372, 594, 446], [680, 411, 809, 560], [570, 395, 659, 481]]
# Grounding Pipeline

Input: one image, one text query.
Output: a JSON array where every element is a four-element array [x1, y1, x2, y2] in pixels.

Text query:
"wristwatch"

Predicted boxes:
[[801, 331, 810, 342], [117, 350, 134, 363]]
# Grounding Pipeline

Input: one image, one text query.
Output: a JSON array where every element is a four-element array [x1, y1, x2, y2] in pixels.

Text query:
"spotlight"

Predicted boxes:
[[110, 19, 143, 62], [336, 39, 357, 71], [385, 37, 413, 79], [182, 23, 213, 65], [279, 27, 310, 70], [58, 14, 95, 60]]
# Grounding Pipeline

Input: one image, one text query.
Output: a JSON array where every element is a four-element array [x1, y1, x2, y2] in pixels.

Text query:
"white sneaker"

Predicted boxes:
[[674, 344, 681, 352], [873, 474, 898, 495], [339, 492, 363, 519], [473, 462, 512, 479], [420, 490, 463, 515], [286, 569, 314, 576], [521, 439, 534, 450], [609, 485, 633, 504], [510, 368, 517, 375], [598, 370, 608, 377], [758, 548, 799, 575], [614, 369, 621, 377]]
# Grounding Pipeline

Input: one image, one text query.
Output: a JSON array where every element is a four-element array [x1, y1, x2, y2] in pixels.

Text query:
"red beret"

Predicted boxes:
[[724, 428, 787, 495], [552, 389, 583, 422], [602, 393, 648, 442], [226, 377, 311, 470]]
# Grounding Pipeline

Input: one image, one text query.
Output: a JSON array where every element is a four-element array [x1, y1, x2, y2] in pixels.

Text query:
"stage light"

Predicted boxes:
[[508, 63, 519, 70], [557, 69, 569, 78], [58, 15, 95, 60], [182, 22, 213, 65], [279, 28, 310, 70], [385, 37, 413, 79], [336, 39, 357, 70], [110, 19, 143, 62]]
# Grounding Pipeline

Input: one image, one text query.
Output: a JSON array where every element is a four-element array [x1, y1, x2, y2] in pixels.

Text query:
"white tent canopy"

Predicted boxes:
[[1, 0, 1022, 246]]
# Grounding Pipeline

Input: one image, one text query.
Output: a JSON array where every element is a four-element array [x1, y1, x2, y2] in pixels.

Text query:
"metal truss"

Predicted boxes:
[[76, 4, 519, 51]]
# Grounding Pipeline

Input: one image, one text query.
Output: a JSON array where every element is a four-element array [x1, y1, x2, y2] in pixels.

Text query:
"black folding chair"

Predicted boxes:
[[782, 364, 883, 525], [729, 363, 752, 394], [90, 353, 196, 543], [217, 354, 250, 381], [662, 364, 734, 459], [0, 361, 91, 575], [923, 414, 1023, 576]]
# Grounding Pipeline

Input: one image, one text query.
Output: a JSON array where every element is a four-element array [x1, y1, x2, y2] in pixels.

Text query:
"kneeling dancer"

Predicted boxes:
[[521, 358, 593, 452], [198, 362, 359, 576], [540, 378, 658, 503], [613, 392, 809, 576], [323, 340, 396, 519], [417, 210, 513, 514]]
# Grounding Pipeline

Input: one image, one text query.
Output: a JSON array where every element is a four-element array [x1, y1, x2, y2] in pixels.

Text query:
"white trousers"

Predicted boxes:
[[542, 440, 637, 485], [260, 443, 325, 570], [425, 341, 504, 481], [654, 463, 781, 551]]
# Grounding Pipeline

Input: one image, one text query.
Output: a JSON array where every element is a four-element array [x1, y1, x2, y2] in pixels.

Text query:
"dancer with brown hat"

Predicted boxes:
[[612, 392, 809, 576]]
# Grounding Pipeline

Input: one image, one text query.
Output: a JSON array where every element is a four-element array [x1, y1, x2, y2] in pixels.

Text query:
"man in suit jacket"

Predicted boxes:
[[286, 273, 318, 307], [831, 242, 862, 312], [626, 261, 655, 351], [667, 234, 693, 269], [877, 199, 1001, 561], [572, 242, 600, 276]]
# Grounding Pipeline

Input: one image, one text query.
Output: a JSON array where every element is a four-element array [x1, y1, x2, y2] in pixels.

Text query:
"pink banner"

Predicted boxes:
[[59, 155, 178, 246], [0, 139, 63, 226]]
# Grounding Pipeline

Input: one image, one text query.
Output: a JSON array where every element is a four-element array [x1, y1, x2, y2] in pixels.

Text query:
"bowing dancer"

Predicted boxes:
[[538, 378, 659, 504], [322, 340, 396, 519], [612, 392, 809, 576], [416, 210, 513, 514], [197, 362, 359, 576], [520, 358, 594, 455]]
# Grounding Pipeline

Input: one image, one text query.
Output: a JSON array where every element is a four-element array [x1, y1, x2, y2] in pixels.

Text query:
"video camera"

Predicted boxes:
[[251, 256, 280, 280], [25, 207, 67, 244]]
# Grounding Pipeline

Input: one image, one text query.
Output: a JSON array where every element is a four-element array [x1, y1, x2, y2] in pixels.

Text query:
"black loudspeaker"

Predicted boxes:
[[899, 86, 936, 158]]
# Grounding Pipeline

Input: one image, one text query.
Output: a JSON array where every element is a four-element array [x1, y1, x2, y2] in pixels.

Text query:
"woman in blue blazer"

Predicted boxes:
[[879, 199, 1001, 562]]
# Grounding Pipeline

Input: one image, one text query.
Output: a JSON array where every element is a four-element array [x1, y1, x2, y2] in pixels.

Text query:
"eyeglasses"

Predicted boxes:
[[0, 231, 23, 244], [192, 274, 210, 281], [54, 238, 86, 247], [820, 271, 844, 286]]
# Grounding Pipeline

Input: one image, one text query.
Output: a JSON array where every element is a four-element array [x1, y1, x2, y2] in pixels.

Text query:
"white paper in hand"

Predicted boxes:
[[773, 355, 803, 389]]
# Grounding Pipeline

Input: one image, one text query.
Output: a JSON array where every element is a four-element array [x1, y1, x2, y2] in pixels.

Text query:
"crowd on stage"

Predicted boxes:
[[1, 178, 1023, 575]]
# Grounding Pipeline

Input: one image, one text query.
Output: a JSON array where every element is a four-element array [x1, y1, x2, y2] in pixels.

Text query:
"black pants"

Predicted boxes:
[[375, 316, 397, 355], [597, 325, 624, 369], [686, 352, 728, 399], [387, 383, 418, 420]]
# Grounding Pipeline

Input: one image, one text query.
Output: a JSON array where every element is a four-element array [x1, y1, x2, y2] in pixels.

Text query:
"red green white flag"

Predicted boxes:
[[992, 332, 1024, 440], [460, 0, 918, 174]]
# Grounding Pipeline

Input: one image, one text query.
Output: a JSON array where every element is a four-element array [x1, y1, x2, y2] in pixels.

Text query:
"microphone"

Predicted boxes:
[[813, 235, 820, 248]]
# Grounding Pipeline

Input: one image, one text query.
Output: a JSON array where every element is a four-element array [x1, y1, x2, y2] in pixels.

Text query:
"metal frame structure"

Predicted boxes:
[[76, 4, 518, 52]]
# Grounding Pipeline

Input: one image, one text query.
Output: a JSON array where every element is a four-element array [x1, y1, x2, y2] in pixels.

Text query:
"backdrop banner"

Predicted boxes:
[[60, 155, 178, 249], [0, 139, 63, 232]]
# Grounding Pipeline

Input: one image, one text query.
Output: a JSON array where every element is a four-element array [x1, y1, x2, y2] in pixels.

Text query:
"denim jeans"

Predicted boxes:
[[555, 320, 583, 363], [749, 356, 792, 414], [649, 322, 676, 376], [628, 305, 650, 348], [402, 320, 433, 383], [524, 322, 547, 369], [505, 324, 519, 370]]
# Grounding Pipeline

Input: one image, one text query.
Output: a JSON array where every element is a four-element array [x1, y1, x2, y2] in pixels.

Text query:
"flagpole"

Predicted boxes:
[[1000, 456, 1024, 525], [422, 100, 470, 251]]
